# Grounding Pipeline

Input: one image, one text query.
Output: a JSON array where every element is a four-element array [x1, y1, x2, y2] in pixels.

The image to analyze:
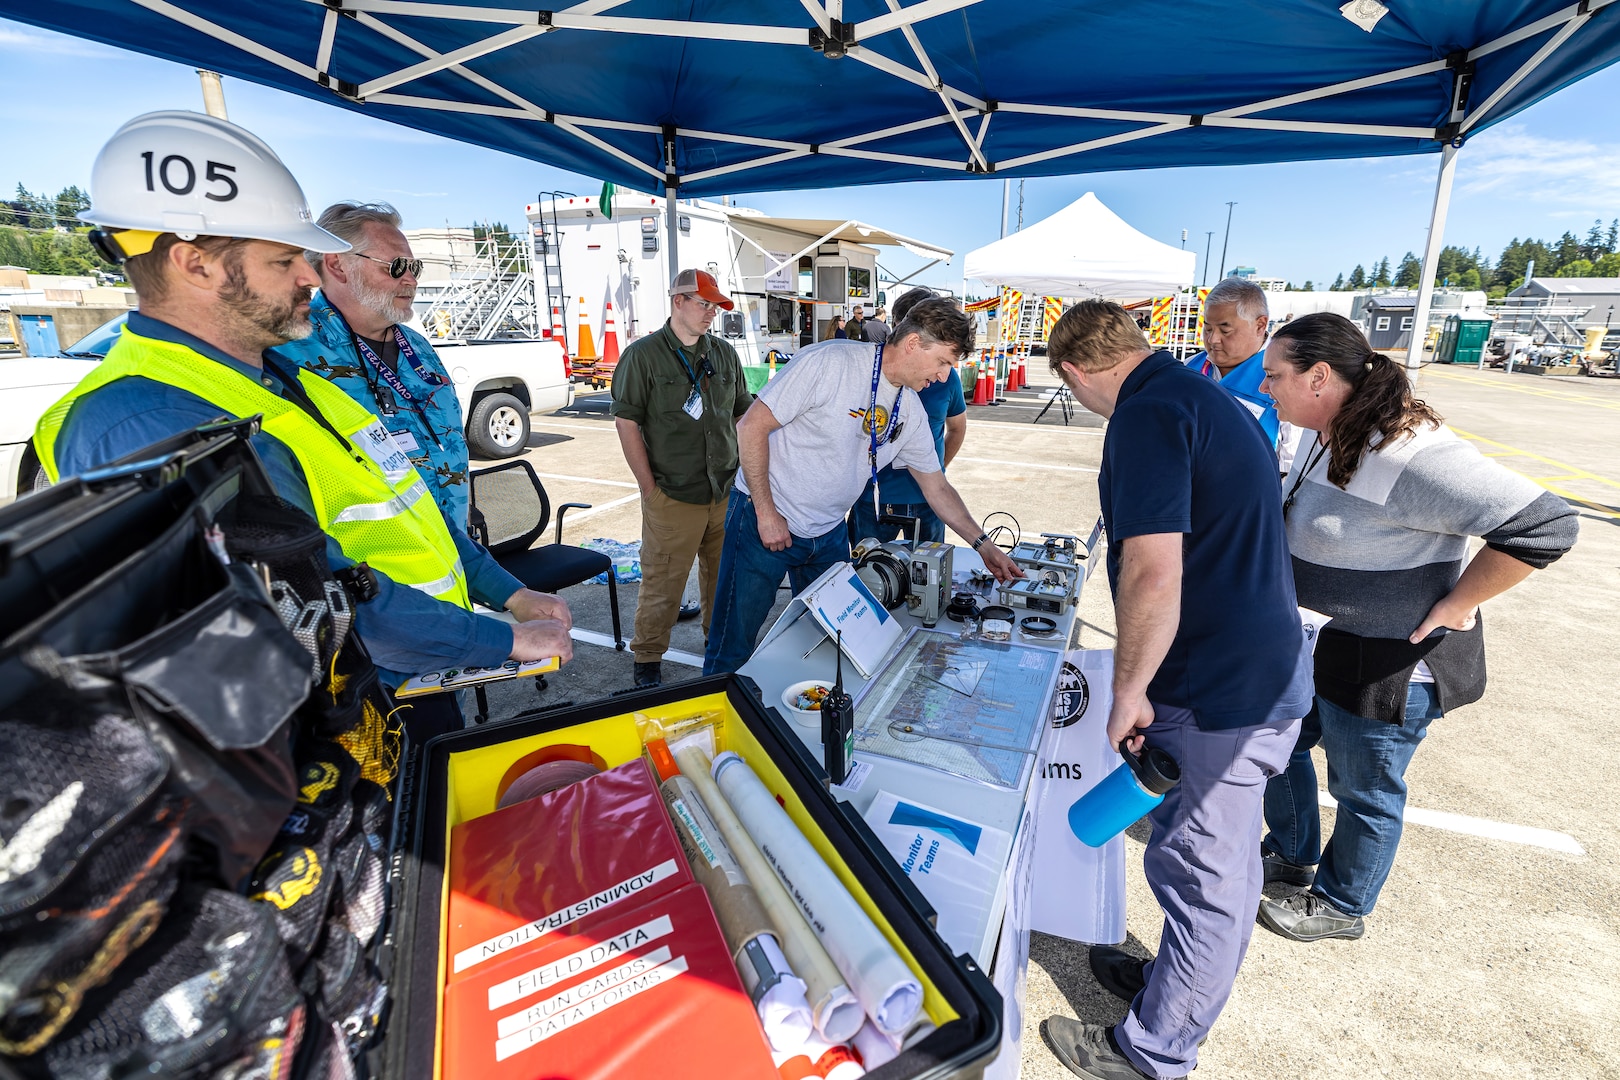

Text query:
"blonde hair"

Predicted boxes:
[[1046, 299, 1151, 375]]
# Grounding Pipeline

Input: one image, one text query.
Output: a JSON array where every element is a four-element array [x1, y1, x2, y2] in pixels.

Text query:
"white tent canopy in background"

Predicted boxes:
[[965, 192, 1196, 301]]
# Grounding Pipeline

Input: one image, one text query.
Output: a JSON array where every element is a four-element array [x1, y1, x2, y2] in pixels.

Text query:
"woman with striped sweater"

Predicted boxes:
[[1252, 312, 1578, 943]]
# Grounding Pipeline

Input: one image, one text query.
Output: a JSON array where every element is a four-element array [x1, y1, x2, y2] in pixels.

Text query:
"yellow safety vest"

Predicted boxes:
[[34, 328, 471, 610]]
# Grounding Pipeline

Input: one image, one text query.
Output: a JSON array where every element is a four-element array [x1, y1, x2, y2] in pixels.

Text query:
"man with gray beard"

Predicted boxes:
[[276, 202, 476, 530]]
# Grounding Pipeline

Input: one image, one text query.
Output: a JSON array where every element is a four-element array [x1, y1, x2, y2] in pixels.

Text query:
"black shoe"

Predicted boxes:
[[676, 601, 701, 621], [1257, 889, 1365, 942], [633, 661, 662, 688], [1040, 1019, 1151, 1080], [1262, 850, 1317, 888], [1088, 946, 1147, 1003]]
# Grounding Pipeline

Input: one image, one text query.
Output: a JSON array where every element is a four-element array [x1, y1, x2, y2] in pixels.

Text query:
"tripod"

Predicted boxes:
[[1034, 385, 1074, 426]]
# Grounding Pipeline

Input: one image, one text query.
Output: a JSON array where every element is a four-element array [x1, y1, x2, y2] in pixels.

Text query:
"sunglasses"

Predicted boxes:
[[353, 252, 424, 279]]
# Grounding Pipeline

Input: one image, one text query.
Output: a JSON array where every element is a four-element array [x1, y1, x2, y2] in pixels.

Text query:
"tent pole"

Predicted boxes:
[[1000, 179, 1010, 238], [1406, 142, 1459, 369], [665, 182, 680, 285]]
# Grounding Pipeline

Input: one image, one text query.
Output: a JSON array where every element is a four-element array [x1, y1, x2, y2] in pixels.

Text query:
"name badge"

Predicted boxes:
[[682, 388, 705, 421], [389, 428, 422, 454], [354, 421, 414, 483]]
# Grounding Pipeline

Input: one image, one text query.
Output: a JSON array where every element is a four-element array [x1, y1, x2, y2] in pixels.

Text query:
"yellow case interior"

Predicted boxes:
[[429, 691, 958, 1078]]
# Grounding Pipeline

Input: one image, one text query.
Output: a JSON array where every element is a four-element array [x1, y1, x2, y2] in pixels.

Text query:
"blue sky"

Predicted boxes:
[[3, 17, 1617, 293]]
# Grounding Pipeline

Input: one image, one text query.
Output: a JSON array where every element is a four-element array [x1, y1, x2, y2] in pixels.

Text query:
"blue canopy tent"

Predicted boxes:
[[4, 0, 1619, 361]]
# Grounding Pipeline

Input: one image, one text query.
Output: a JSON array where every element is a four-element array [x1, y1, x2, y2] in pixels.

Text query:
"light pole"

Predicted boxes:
[[1180, 229, 1188, 249], [1202, 231, 1214, 287], [1218, 201, 1237, 279]]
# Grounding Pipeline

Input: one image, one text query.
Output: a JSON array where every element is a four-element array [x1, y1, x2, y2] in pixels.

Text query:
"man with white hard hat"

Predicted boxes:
[[33, 111, 572, 740]]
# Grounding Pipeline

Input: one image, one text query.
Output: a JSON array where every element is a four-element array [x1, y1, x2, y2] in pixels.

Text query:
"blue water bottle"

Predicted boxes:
[[1067, 740, 1181, 848]]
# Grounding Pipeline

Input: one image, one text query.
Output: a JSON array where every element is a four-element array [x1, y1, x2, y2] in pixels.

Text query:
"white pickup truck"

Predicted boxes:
[[0, 317, 573, 503]]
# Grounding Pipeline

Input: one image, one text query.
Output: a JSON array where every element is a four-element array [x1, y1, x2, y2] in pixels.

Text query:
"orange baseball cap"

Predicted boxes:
[[670, 268, 734, 310]]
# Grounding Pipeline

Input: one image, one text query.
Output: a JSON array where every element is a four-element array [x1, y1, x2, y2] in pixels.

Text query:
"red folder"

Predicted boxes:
[[447, 759, 691, 984], [442, 883, 776, 1079]]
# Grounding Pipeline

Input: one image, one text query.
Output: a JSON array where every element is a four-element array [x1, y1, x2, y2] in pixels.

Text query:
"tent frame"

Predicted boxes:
[[74, 0, 1620, 352]]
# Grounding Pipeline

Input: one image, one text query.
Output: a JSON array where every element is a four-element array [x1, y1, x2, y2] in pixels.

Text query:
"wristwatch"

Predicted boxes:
[[970, 533, 992, 551]]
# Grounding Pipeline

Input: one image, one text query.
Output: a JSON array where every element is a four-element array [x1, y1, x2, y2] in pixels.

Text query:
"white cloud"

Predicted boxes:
[[0, 22, 121, 58], [1457, 123, 1620, 206]]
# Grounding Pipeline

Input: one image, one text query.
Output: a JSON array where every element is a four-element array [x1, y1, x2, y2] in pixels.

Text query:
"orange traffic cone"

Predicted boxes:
[[575, 297, 598, 363], [551, 304, 572, 379], [1012, 354, 1026, 391], [601, 301, 621, 369], [971, 360, 992, 405]]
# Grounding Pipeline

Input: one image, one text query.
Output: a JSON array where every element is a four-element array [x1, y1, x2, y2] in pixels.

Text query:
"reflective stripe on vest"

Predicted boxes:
[[34, 328, 471, 610]]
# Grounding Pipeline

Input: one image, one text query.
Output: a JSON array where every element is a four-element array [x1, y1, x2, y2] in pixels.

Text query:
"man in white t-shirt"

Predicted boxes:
[[702, 298, 1021, 674]]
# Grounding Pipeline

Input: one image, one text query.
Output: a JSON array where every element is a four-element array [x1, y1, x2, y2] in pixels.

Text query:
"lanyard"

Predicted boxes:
[[867, 342, 901, 514], [1283, 434, 1328, 520], [351, 326, 446, 448], [673, 345, 703, 388]]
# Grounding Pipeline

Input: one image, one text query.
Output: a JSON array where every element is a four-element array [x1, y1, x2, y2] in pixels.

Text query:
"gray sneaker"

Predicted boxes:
[[1039, 1019, 1152, 1080], [1258, 889, 1365, 942], [1262, 850, 1316, 888]]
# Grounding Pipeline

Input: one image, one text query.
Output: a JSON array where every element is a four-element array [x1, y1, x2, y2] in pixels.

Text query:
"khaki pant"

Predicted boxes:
[[632, 487, 727, 662]]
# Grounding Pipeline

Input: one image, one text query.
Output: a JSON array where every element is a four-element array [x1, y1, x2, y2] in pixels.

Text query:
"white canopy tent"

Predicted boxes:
[[964, 192, 1196, 301]]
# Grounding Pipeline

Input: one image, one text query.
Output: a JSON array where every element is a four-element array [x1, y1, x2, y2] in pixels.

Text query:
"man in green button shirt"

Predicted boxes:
[[611, 269, 753, 687]]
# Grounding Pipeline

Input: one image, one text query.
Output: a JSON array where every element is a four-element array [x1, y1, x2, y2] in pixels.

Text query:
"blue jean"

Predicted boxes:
[[702, 489, 851, 675], [1115, 703, 1299, 1079], [1260, 682, 1444, 917], [846, 486, 945, 547]]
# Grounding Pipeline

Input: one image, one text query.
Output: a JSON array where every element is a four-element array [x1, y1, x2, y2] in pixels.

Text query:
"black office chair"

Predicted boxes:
[[467, 460, 625, 720]]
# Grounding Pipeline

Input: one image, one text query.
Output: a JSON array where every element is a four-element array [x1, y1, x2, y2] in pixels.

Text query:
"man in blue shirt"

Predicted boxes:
[[1036, 300, 1311, 1080], [847, 287, 967, 546], [1184, 277, 1301, 473]]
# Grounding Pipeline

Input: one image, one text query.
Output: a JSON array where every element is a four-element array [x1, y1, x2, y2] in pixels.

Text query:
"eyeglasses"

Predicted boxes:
[[353, 252, 424, 279], [680, 295, 721, 312]]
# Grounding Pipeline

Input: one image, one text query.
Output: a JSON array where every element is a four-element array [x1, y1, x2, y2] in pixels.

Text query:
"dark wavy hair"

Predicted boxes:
[[1269, 312, 1441, 488]]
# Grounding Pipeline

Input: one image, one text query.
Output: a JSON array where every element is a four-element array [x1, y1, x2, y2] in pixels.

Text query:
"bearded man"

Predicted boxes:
[[40, 113, 572, 741]]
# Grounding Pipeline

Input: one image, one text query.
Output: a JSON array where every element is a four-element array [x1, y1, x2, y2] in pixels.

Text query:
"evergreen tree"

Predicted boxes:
[[1302, 280, 1315, 292], [1553, 231, 1580, 270], [1607, 219, 1619, 255], [1374, 256, 1392, 286], [1395, 252, 1422, 287], [1331, 272, 1345, 291], [1347, 264, 1366, 289], [53, 185, 90, 228], [1584, 220, 1607, 261], [15, 184, 54, 230]]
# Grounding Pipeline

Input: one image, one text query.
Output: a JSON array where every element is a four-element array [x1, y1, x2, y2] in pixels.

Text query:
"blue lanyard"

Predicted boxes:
[[673, 346, 701, 387], [351, 325, 446, 448], [868, 342, 900, 500]]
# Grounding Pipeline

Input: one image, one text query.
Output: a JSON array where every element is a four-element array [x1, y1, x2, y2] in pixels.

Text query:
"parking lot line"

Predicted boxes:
[[1318, 790, 1584, 855], [1451, 426, 1620, 519], [955, 456, 1100, 473], [531, 471, 638, 489], [1425, 367, 1620, 412]]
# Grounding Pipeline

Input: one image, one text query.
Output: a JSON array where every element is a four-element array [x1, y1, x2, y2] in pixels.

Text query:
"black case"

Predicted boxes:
[[380, 674, 1002, 1080]]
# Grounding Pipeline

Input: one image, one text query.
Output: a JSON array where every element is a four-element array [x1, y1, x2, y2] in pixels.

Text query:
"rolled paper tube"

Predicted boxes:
[[674, 744, 864, 1043], [711, 751, 923, 1037], [658, 772, 812, 1050], [851, 1022, 900, 1071]]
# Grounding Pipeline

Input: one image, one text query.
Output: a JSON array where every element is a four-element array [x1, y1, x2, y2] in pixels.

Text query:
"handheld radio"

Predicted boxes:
[[821, 629, 855, 785]]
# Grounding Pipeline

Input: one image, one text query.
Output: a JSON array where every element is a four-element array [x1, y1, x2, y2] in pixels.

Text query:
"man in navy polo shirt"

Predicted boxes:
[[1036, 300, 1312, 1080], [847, 287, 967, 546]]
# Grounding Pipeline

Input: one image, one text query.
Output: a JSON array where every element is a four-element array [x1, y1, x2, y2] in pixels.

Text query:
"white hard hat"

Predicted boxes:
[[81, 110, 348, 259]]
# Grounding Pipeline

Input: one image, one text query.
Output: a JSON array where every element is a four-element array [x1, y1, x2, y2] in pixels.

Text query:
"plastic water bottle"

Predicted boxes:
[[1067, 741, 1181, 848]]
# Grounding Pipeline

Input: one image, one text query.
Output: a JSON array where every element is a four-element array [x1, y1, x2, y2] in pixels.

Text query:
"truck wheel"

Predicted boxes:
[[467, 392, 530, 459], [18, 449, 50, 499]]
